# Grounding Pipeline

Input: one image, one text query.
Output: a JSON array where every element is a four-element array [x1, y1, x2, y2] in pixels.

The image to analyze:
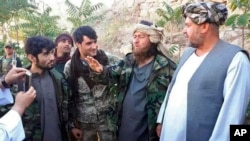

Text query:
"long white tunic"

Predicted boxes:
[[0, 110, 25, 141], [0, 88, 25, 141], [157, 52, 250, 141]]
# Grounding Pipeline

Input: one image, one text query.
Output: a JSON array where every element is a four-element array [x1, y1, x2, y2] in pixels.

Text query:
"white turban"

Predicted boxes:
[[133, 23, 171, 58]]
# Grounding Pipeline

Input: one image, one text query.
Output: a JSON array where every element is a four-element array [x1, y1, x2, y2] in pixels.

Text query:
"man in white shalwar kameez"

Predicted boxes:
[[156, 2, 250, 141]]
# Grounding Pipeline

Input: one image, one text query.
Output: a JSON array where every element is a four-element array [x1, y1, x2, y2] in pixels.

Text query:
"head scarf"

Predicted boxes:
[[182, 2, 228, 26], [133, 21, 171, 58]]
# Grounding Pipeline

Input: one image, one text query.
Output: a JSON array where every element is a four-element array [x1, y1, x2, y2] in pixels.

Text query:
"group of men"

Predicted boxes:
[[1, 1, 250, 141]]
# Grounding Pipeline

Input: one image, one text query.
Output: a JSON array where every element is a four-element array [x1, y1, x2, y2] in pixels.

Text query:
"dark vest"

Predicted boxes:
[[168, 40, 247, 141]]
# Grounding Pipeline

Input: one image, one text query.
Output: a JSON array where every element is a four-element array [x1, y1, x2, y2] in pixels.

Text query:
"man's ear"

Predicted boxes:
[[27, 54, 37, 63], [75, 42, 80, 48], [200, 23, 210, 34]]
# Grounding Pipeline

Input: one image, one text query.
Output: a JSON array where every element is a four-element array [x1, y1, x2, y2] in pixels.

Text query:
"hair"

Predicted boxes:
[[55, 33, 73, 46], [72, 26, 97, 44], [24, 36, 55, 58], [69, 26, 108, 102], [70, 26, 99, 80]]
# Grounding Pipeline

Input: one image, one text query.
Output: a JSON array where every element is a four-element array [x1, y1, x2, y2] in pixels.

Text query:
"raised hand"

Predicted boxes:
[[5, 67, 27, 85], [12, 87, 36, 116], [85, 56, 103, 73]]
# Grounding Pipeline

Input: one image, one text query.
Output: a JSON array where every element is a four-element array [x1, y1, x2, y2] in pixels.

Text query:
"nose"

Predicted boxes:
[[182, 27, 187, 34], [49, 53, 55, 61], [133, 37, 139, 44], [66, 41, 72, 46], [91, 43, 97, 49]]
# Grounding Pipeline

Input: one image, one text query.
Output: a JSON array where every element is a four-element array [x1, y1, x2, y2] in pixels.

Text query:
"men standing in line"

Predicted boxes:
[[157, 2, 250, 141], [64, 26, 117, 141], [54, 33, 74, 73], [23, 36, 70, 141], [85, 20, 176, 141]]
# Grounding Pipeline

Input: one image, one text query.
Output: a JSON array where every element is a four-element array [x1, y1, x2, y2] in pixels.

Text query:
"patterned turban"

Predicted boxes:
[[133, 21, 171, 58], [182, 2, 228, 26]]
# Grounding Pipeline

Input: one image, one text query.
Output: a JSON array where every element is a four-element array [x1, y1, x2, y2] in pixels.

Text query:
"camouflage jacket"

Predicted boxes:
[[22, 68, 70, 141], [0, 55, 22, 76], [92, 53, 176, 141], [64, 54, 120, 127]]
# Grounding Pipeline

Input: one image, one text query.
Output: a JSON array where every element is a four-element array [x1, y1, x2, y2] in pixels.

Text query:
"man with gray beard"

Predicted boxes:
[[157, 2, 250, 141]]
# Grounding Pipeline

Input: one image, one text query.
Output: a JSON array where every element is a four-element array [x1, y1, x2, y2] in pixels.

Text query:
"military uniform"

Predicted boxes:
[[21, 68, 70, 141], [0, 55, 22, 76], [91, 53, 176, 141], [64, 50, 119, 141]]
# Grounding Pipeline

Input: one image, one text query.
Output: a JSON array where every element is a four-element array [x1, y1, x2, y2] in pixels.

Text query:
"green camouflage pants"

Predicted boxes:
[[79, 122, 116, 141]]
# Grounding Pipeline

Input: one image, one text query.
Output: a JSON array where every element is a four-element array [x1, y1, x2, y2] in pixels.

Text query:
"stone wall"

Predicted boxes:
[[96, 0, 249, 58]]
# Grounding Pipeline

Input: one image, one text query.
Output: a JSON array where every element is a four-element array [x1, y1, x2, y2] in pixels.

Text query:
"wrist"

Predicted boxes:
[[1, 75, 10, 88], [11, 105, 25, 116]]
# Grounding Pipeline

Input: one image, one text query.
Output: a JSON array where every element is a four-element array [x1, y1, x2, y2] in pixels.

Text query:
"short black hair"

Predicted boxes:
[[55, 33, 73, 46], [72, 26, 97, 44], [24, 36, 55, 58]]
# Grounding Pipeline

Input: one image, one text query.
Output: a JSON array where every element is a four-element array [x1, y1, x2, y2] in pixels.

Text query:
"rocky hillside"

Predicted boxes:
[[94, 0, 249, 60]]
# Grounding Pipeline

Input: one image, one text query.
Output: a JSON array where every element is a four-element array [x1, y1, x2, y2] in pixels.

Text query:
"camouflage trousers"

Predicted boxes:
[[78, 122, 116, 141]]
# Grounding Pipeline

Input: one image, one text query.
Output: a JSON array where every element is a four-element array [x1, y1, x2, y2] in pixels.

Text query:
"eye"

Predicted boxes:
[[139, 35, 146, 38], [44, 52, 49, 56]]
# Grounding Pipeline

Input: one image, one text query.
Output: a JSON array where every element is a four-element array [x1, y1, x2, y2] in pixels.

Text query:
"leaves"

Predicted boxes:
[[226, 0, 250, 49], [0, 0, 35, 24], [16, 7, 62, 39], [168, 45, 179, 56], [65, 0, 104, 28], [156, 1, 183, 26], [237, 14, 250, 27], [229, 0, 250, 12], [225, 13, 250, 29]]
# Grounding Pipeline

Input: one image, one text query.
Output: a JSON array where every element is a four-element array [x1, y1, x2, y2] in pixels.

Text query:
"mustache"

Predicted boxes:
[[63, 45, 71, 48]]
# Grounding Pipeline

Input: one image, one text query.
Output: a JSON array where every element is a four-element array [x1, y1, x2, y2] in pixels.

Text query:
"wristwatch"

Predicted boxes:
[[1, 75, 10, 88]]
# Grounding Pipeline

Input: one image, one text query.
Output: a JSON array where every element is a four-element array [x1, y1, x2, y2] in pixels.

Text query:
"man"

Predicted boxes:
[[85, 20, 176, 141], [64, 26, 118, 141], [0, 43, 23, 118], [54, 33, 74, 73], [157, 2, 250, 141], [0, 67, 36, 141], [23, 36, 70, 141], [0, 43, 22, 76]]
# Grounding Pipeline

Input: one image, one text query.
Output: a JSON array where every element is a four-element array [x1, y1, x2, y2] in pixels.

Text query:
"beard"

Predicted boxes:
[[187, 41, 199, 48], [132, 45, 157, 63], [186, 31, 204, 48], [36, 60, 54, 70]]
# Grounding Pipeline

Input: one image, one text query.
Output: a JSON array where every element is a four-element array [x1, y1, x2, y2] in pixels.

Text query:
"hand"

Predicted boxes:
[[85, 56, 103, 73], [71, 128, 82, 140], [5, 67, 27, 85], [156, 124, 162, 137], [11, 87, 36, 116]]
